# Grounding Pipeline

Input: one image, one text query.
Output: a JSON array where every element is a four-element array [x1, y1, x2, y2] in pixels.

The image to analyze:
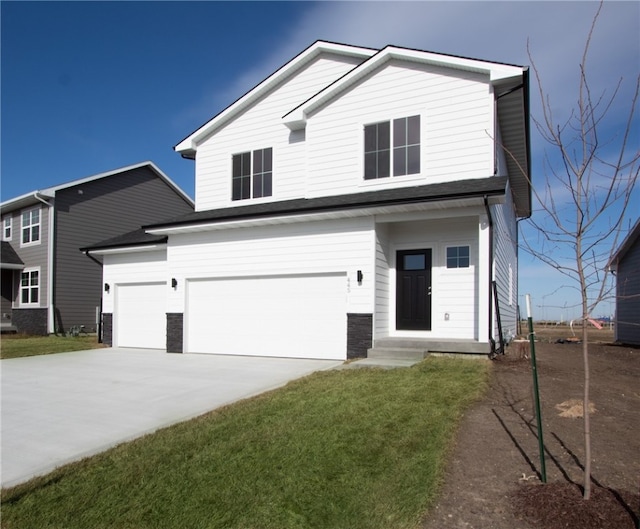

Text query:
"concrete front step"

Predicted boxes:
[[367, 347, 428, 361], [368, 338, 489, 359]]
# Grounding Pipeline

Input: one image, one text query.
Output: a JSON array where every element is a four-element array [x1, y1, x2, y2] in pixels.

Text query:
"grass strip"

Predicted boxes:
[[0, 335, 104, 359], [1, 357, 488, 529]]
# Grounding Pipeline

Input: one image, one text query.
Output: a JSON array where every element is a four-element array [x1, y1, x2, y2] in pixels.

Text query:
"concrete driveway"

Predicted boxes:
[[1, 348, 341, 488]]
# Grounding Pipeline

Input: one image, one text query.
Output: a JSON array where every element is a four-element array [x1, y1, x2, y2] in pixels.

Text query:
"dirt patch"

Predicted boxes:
[[421, 327, 639, 529]]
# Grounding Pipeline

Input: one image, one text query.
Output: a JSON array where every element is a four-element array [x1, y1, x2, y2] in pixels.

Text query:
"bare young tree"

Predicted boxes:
[[522, 2, 639, 499]]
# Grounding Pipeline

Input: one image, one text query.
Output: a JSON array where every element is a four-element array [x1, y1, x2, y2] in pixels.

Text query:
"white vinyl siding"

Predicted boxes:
[[491, 184, 518, 339], [306, 61, 493, 198], [102, 250, 167, 314], [166, 217, 375, 317], [195, 54, 364, 211]]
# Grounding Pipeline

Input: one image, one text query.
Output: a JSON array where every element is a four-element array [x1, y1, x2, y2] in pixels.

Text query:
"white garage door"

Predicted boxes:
[[115, 283, 166, 349], [186, 273, 347, 360]]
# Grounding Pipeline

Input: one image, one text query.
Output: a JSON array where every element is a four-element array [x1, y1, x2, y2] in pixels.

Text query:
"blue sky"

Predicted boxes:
[[2, 1, 639, 321]]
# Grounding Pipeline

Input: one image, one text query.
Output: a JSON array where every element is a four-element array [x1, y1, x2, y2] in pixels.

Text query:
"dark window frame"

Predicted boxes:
[[232, 147, 273, 201], [446, 246, 470, 269], [364, 115, 420, 180]]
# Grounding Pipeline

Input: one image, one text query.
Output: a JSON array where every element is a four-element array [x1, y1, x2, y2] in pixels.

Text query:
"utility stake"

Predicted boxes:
[[526, 294, 547, 483]]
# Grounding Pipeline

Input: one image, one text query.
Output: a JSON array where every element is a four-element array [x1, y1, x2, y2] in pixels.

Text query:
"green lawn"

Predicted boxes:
[[1, 357, 489, 529], [0, 335, 104, 359]]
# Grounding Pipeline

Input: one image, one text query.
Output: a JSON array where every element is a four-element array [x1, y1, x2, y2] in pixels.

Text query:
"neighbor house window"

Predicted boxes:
[[20, 268, 39, 305], [446, 246, 470, 269], [364, 115, 420, 180], [3, 216, 11, 241], [232, 147, 272, 201], [21, 207, 41, 245]]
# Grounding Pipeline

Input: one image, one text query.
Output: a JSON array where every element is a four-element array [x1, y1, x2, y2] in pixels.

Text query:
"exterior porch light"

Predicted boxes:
[[357, 270, 363, 284], [104, 283, 110, 293], [171, 278, 178, 289]]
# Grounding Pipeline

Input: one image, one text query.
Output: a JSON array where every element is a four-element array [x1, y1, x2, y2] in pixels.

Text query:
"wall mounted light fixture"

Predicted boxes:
[[357, 270, 363, 284], [104, 283, 110, 293], [171, 278, 178, 289]]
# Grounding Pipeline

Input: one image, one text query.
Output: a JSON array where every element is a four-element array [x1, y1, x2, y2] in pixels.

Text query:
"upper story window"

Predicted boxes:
[[20, 268, 39, 305], [446, 246, 470, 269], [232, 147, 273, 201], [21, 207, 41, 246], [364, 115, 420, 180], [3, 216, 11, 241]]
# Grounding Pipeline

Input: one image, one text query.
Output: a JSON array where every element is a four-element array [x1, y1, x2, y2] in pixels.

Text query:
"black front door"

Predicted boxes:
[[396, 249, 432, 331]]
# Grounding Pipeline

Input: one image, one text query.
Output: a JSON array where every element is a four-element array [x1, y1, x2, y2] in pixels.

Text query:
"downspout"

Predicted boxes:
[[483, 195, 495, 355], [33, 192, 55, 334], [83, 250, 104, 343]]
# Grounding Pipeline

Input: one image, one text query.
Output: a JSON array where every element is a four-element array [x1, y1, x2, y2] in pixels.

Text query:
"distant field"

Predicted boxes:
[[527, 324, 615, 344]]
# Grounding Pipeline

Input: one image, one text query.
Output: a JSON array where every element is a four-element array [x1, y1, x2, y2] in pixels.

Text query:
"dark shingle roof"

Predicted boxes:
[[146, 176, 507, 230], [81, 228, 167, 252], [83, 176, 507, 251], [1, 241, 24, 267]]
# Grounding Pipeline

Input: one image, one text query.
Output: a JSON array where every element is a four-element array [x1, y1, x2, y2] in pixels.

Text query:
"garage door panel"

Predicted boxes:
[[186, 274, 347, 359], [116, 283, 166, 349]]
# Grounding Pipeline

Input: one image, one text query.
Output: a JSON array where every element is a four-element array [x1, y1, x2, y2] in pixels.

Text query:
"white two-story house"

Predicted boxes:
[[85, 41, 531, 360]]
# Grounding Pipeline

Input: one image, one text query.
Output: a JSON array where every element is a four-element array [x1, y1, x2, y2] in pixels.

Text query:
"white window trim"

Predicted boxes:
[[21, 206, 42, 247], [2, 215, 12, 241], [19, 266, 41, 307]]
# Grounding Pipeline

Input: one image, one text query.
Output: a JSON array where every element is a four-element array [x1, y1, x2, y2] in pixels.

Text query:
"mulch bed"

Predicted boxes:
[[512, 482, 639, 529], [420, 328, 640, 529]]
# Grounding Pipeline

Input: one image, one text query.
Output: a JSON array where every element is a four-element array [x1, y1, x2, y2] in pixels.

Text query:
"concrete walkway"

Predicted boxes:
[[0, 348, 341, 488]]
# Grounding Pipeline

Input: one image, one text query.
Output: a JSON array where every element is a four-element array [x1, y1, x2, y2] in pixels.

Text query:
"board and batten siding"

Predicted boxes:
[[102, 250, 168, 315], [166, 217, 376, 315], [491, 184, 518, 340], [616, 237, 640, 344], [306, 61, 494, 199], [54, 166, 193, 332], [194, 54, 364, 212]]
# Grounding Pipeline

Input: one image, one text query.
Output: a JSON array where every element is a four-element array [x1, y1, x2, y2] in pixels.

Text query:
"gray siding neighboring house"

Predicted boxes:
[[609, 218, 640, 345], [0, 162, 194, 335]]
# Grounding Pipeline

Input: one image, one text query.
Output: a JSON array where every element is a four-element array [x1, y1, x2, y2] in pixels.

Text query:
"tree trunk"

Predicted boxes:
[[582, 319, 591, 499]]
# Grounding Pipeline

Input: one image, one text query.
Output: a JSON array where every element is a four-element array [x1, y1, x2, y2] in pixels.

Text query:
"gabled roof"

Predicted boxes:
[[173, 40, 531, 218], [609, 218, 640, 270], [174, 41, 376, 157], [282, 45, 527, 130], [0, 241, 24, 269], [0, 161, 194, 212]]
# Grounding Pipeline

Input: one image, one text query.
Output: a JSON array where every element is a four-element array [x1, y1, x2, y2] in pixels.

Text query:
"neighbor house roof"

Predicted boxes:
[[608, 217, 640, 271], [0, 241, 24, 270], [0, 161, 194, 212]]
